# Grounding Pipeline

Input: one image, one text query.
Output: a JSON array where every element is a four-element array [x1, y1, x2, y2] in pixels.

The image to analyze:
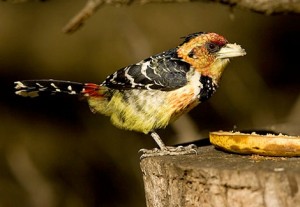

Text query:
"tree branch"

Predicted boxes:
[[3, 0, 299, 34], [62, 0, 103, 34], [62, 0, 300, 34], [214, 0, 300, 15]]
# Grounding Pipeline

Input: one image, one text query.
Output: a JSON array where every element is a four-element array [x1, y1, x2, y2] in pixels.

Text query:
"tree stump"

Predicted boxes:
[[140, 145, 300, 207]]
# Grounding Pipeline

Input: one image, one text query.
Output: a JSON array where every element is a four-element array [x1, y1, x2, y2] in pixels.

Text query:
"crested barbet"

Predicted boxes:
[[15, 32, 246, 158]]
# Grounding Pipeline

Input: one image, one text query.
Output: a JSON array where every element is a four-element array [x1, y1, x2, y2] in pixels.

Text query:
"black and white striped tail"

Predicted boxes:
[[14, 80, 85, 98]]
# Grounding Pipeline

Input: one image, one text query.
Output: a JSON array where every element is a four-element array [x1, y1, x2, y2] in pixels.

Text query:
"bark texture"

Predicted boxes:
[[140, 146, 300, 207]]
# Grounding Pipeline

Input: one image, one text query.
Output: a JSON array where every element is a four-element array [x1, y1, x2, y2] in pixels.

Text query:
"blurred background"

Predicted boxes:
[[0, 1, 299, 206]]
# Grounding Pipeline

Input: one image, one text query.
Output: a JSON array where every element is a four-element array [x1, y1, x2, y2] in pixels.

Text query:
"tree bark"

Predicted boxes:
[[140, 145, 300, 207], [3, 0, 300, 33]]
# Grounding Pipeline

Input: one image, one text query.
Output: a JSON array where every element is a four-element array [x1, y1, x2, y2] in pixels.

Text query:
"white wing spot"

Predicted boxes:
[[136, 60, 144, 65], [50, 83, 58, 88], [67, 85, 72, 91], [141, 62, 152, 80], [145, 84, 153, 90], [14, 81, 26, 89], [36, 83, 44, 88], [69, 91, 77, 95], [125, 67, 137, 87], [153, 80, 163, 86], [110, 72, 118, 84]]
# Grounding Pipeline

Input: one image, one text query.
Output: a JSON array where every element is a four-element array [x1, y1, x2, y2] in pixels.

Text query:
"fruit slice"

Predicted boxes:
[[209, 131, 300, 156]]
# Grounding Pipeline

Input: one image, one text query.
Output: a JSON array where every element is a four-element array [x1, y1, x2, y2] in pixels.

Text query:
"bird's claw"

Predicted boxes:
[[139, 144, 198, 159], [138, 148, 160, 153]]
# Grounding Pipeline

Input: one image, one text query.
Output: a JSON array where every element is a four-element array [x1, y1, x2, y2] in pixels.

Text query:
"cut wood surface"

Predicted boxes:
[[140, 145, 300, 207]]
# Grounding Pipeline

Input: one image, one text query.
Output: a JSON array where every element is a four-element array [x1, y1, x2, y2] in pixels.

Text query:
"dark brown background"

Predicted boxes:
[[0, 1, 299, 206]]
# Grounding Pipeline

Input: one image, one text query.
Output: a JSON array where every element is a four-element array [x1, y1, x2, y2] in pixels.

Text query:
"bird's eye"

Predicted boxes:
[[206, 42, 220, 53]]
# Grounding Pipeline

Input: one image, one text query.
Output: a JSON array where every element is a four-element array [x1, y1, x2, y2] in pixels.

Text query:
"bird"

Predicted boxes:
[[14, 32, 246, 158]]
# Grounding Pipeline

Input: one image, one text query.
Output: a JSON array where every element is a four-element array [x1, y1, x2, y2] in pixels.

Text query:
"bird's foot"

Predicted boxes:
[[139, 144, 197, 159]]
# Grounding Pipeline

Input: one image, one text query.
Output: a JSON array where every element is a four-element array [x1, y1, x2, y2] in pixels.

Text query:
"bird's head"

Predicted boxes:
[[177, 32, 246, 82]]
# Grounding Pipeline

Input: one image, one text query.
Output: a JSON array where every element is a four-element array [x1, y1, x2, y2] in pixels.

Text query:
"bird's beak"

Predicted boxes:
[[217, 43, 246, 59]]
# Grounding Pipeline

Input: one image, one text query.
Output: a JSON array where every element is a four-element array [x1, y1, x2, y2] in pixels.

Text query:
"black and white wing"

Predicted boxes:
[[102, 48, 191, 91]]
